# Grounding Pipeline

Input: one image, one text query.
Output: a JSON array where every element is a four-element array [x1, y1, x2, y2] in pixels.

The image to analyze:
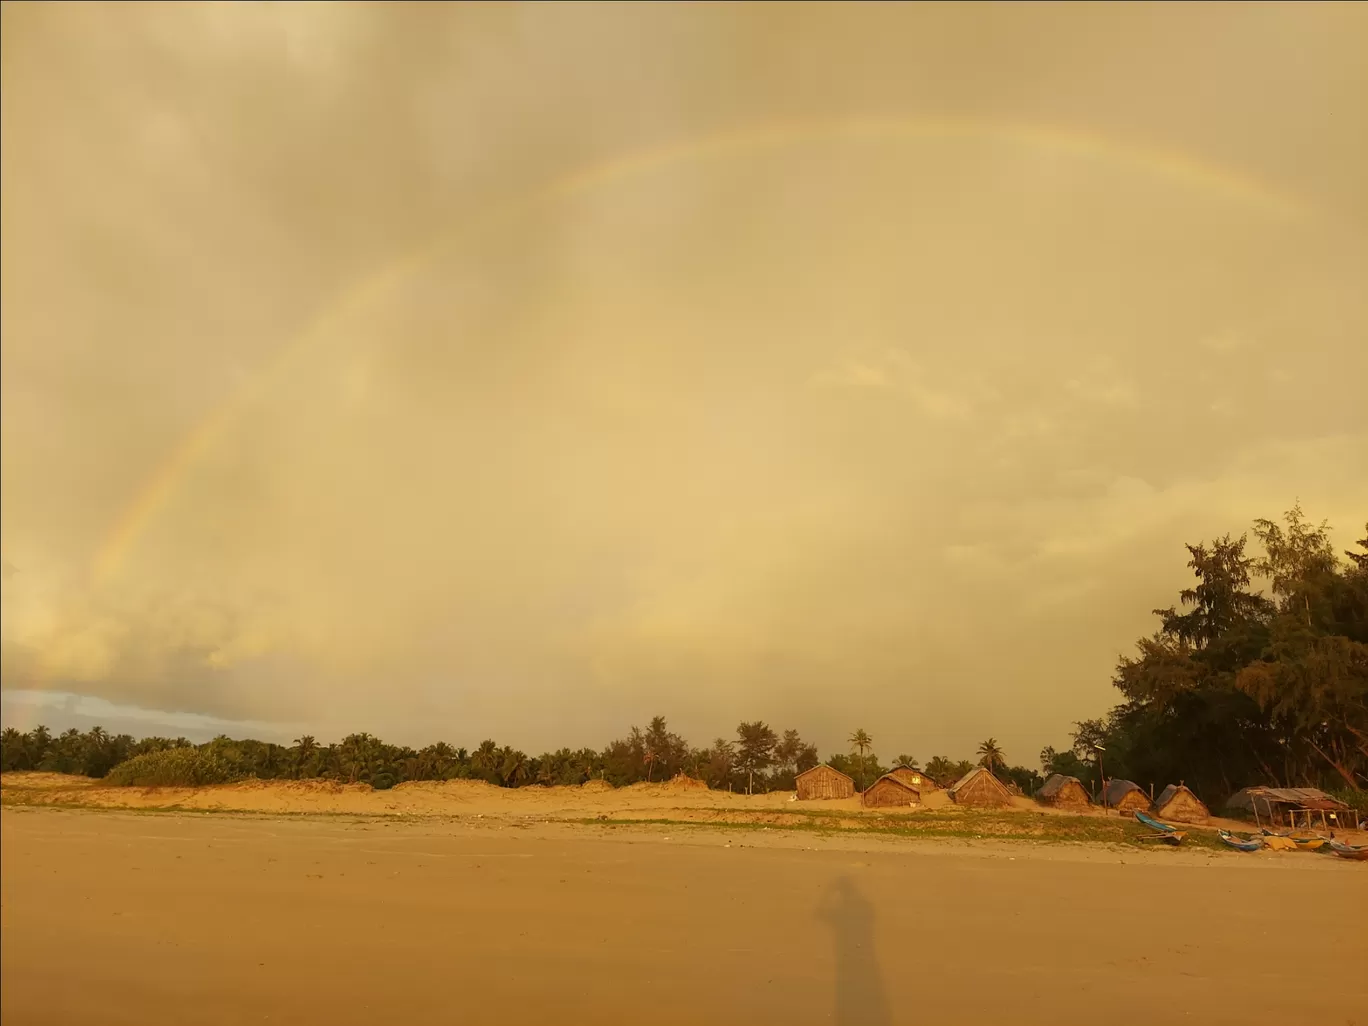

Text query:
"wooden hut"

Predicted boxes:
[[863, 773, 921, 808], [948, 767, 1014, 809], [795, 764, 855, 801], [1153, 783, 1209, 824], [889, 766, 939, 792], [1035, 773, 1090, 811], [1104, 779, 1152, 814]]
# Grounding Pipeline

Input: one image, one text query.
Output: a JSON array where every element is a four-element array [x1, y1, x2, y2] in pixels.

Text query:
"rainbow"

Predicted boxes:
[[90, 115, 1308, 586]]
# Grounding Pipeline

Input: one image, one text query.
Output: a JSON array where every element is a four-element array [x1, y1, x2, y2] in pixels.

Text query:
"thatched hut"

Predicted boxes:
[[863, 773, 921, 808], [1035, 773, 1090, 810], [948, 767, 1014, 808], [1154, 783, 1209, 824], [1104, 779, 1152, 814], [889, 766, 939, 792], [796, 764, 855, 801]]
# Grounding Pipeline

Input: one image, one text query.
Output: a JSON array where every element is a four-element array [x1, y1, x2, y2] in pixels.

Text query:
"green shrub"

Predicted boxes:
[[1328, 788, 1368, 816], [105, 747, 245, 787]]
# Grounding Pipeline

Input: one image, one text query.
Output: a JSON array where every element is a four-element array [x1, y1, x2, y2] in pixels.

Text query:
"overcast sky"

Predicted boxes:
[[2, 3, 1365, 763]]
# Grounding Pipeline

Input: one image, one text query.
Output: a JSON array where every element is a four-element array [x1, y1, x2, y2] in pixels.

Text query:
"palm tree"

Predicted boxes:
[[291, 735, 319, 779], [894, 754, 919, 770], [848, 728, 873, 790], [499, 748, 530, 787], [472, 740, 500, 779], [977, 737, 1005, 777], [338, 733, 379, 784]]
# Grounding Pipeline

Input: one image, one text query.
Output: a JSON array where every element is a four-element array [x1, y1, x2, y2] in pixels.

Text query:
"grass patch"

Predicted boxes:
[[1, 789, 1226, 852], [572, 810, 1227, 851]]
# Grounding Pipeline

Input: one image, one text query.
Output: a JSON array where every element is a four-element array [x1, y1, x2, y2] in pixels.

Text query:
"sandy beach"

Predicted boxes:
[[2, 792, 1365, 1026]]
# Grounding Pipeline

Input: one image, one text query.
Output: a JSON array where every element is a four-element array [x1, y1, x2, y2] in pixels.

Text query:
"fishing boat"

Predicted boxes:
[[1134, 810, 1186, 845], [1136, 810, 1175, 832], [1327, 840, 1368, 861], [1219, 829, 1262, 852], [1260, 828, 1327, 851]]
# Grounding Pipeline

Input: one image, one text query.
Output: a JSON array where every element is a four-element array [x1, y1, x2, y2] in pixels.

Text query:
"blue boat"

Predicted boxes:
[[1134, 810, 1186, 845], [1219, 829, 1262, 852], [1135, 810, 1178, 833]]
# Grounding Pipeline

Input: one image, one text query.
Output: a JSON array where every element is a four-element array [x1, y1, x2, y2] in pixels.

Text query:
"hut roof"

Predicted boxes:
[[948, 766, 1014, 806], [1104, 779, 1144, 805], [891, 767, 942, 787], [1225, 786, 1349, 812], [1036, 773, 1083, 800], [796, 764, 853, 785], [870, 773, 921, 794], [950, 766, 1007, 793], [889, 766, 937, 788], [1155, 784, 1199, 808]]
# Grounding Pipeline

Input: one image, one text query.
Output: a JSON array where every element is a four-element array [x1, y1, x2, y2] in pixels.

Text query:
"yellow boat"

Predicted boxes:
[[1261, 828, 1327, 851]]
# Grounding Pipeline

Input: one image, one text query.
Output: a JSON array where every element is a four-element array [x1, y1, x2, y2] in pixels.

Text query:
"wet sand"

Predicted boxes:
[[2, 807, 1364, 1025]]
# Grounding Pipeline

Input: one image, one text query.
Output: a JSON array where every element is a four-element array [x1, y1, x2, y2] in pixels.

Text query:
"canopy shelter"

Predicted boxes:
[[1225, 787, 1351, 832]]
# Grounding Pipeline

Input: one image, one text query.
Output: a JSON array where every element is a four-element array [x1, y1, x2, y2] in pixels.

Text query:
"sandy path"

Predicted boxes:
[[2, 809, 1364, 1026]]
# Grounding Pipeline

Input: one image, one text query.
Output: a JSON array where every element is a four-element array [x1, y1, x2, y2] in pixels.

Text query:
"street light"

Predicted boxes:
[[1092, 743, 1107, 807]]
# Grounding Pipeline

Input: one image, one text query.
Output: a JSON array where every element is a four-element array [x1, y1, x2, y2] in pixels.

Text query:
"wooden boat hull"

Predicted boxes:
[[1219, 829, 1262, 852], [1328, 841, 1368, 861], [1261, 829, 1328, 851], [1135, 811, 1179, 833]]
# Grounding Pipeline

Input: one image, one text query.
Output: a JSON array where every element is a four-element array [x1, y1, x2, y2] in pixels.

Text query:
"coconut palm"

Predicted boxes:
[[894, 754, 919, 770], [291, 735, 319, 779], [472, 739, 501, 781], [499, 747, 531, 787], [977, 737, 1005, 775], [848, 728, 874, 789]]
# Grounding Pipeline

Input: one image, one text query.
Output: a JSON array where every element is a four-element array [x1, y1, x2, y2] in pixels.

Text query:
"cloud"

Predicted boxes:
[[2, 4, 1366, 761], [810, 353, 975, 419]]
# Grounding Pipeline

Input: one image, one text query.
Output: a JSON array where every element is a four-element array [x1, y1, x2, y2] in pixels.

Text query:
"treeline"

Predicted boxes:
[[3, 504, 1363, 808], [1039, 505, 1367, 807], [0, 718, 1040, 796], [0, 719, 833, 792]]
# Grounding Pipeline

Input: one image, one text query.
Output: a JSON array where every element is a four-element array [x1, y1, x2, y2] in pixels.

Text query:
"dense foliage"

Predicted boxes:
[[105, 745, 247, 787], [3, 505, 1363, 809], [1042, 505, 1368, 806], [1, 716, 826, 793]]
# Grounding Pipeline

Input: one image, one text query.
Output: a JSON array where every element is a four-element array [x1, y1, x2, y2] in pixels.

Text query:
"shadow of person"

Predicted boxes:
[[816, 875, 893, 1026]]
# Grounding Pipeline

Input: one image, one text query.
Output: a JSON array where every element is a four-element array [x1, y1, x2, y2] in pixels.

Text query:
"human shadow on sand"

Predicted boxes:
[[816, 875, 893, 1026]]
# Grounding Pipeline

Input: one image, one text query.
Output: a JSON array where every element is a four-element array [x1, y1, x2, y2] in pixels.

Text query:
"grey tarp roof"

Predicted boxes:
[[1155, 784, 1204, 809], [1036, 773, 1084, 799], [1104, 779, 1146, 805]]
